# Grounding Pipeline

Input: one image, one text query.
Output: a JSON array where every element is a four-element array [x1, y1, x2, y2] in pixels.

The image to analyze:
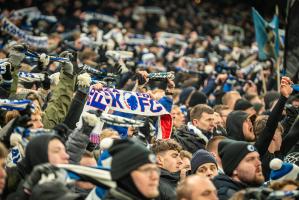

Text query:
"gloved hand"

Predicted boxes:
[[97, 45, 108, 63], [37, 53, 50, 71], [41, 73, 51, 90], [69, 51, 80, 75], [86, 142, 97, 152], [19, 103, 33, 117], [23, 163, 68, 194], [114, 62, 128, 75], [30, 181, 80, 200], [81, 111, 99, 136], [8, 43, 27, 68], [59, 51, 74, 75], [13, 115, 32, 129], [1, 62, 12, 81], [136, 70, 149, 86]]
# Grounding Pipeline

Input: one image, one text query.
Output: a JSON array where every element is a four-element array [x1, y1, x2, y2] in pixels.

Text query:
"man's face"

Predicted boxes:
[[180, 157, 191, 171], [220, 109, 231, 127], [234, 152, 264, 185], [29, 113, 44, 129], [131, 163, 160, 198], [193, 112, 215, 133], [157, 150, 182, 173], [48, 139, 69, 165], [0, 158, 6, 194], [292, 100, 299, 108], [190, 177, 218, 200], [171, 107, 185, 128], [196, 163, 218, 179], [242, 118, 255, 142], [213, 112, 222, 128]]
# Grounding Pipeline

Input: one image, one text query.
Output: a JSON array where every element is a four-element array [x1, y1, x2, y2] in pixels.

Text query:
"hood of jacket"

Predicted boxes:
[[226, 111, 249, 141]]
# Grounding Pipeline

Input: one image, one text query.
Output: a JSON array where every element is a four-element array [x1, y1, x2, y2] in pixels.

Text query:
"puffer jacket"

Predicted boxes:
[[172, 125, 206, 153]]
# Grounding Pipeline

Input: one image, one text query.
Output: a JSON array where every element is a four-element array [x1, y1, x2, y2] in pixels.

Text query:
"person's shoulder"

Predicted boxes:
[[173, 125, 190, 136]]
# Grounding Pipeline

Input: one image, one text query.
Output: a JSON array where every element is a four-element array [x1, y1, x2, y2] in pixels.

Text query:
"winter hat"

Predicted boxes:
[[218, 139, 257, 176], [234, 99, 253, 111], [264, 91, 280, 110], [188, 91, 207, 107], [191, 149, 217, 174], [269, 158, 299, 181], [101, 138, 156, 181]]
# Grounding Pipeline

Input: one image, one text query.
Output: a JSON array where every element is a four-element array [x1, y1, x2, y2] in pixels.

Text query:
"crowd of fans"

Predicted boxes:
[[0, 0, 298, 199]]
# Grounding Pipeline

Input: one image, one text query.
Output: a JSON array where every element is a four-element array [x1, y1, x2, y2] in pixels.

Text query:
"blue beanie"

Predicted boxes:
[[191, 149, 217, 174], [270, 158, 299, 181]]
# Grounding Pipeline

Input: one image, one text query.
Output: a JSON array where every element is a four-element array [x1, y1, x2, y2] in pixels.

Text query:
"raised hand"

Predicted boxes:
[[280, 76, 293, 98], [8, 43, 27, 68], [59, 51, 74, 76]]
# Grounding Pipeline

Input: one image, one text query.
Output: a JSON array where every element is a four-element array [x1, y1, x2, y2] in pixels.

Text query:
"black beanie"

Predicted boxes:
[[234, 99, 253, 111], [218, 139, 257, 176], [106, 139, 155, 181], [188, 91, 207, 107], [191, 149, 217, 174]]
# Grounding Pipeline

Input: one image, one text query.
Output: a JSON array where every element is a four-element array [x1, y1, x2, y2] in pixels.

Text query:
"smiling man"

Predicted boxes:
[[213, 139, 264, 200]]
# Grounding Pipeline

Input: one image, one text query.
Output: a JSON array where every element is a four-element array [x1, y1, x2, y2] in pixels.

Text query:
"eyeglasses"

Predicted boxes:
[[136, 167, 161, 176]]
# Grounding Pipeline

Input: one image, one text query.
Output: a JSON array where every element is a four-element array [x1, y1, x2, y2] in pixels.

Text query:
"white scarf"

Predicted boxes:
[[187, 122, 208, 144]]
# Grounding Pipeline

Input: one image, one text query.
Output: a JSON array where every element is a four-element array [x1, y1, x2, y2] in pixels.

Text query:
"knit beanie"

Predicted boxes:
[[218, 139, 257, 176], [188, 91, 208, 107], [191, 149, 217, 174], [101, 138, 156, 181], [234, 99, 253, 111], [269, 158, 299, 182]]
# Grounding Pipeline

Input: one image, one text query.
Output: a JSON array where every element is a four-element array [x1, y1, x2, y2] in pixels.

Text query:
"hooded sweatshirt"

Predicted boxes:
[[17, 134, 62, 178], [226, 111, 249, 141]]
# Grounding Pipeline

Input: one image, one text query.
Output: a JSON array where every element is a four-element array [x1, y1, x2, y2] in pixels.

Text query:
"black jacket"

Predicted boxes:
[[104, 188, 153, 200], [213, 174, 248, 200], [172, 125, 206, 154], [226, 96, 288, 180], [156, 168, 180, 200]]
